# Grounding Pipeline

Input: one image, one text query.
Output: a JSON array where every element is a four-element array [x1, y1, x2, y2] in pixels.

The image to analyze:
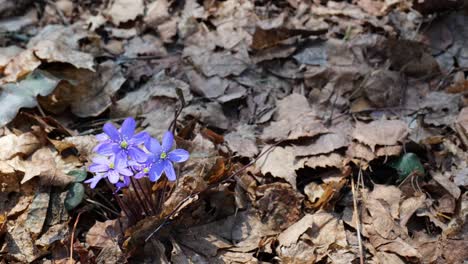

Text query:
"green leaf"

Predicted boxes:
[[65, 183, 85, 211], [389, 153, 425, 182], [67, 168, 87, 182], [0, 70, 61, 127]]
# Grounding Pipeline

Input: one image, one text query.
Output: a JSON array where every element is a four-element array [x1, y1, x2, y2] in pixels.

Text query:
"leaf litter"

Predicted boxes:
[[0, 0, 467, 263]]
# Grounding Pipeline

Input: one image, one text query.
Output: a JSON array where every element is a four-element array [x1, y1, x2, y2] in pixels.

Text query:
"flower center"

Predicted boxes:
[[109, 162, 115, 169], [120, 140, 128, 148], [160, 152, 167, 159], [143, 167, 149, 173]]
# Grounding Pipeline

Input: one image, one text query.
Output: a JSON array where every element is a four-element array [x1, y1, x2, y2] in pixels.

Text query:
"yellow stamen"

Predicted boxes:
[[160, 152, 167, 159]]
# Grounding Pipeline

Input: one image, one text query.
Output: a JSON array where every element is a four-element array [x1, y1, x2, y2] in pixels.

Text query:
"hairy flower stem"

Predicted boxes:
[[107, 181, 137, 223], [135, 178, 155, 215], [156, 180, 167, 214], [130, 177, 151, 217]]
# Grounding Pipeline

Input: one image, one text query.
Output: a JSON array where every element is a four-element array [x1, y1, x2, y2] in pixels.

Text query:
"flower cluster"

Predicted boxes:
[[85, 117, 189, 191]]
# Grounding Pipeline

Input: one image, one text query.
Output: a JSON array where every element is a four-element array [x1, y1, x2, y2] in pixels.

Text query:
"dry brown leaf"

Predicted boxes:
[[28, 25, 95, 70], [3, 189, 50, 262], [224, 125, 258, 158], [0, 46, 23, 73], [298, 153, 344, 169], [256, 146, 297, 187], [422, 92, 461, 126], [12, 148, 75, 186], [364, 197, 400, 240], [346, 141, 376, 161], [182, 102, 230, 130], [294, 133, 348, 156], [113, 70, 192, 116], [256, 183, 303, 231], [369, 184, 401, 219], [106, 0, 144, 25], [353, 119, 408, 151], [431, 171, 461, 199], [63, 135, 98, 158], [456, 106, 468, 133], [0, 132, 41, 161], [277, 211, 347, 263], [144, 0, 170, 28], [375, 145, 402, 157], [2, 49, 41, 83], [186, 69, 229, 99], [261, 93, 328, 141], [399, 194, 426, 227], [86, 220, 121, 248]]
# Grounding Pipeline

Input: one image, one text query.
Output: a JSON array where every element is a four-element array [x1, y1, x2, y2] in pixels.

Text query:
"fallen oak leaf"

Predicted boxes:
[[11, 147, 75, 186]]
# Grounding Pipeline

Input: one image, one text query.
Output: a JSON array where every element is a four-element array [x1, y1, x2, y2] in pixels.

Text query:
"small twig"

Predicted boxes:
[[85, 198, 120, 216], [69, 211, 83, 264], [145, 141, 283, 242], [352, 169, 365, 264]]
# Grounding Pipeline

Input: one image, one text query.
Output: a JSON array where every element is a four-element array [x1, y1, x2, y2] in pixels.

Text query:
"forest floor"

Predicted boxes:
[[0, 0, 467, 263]]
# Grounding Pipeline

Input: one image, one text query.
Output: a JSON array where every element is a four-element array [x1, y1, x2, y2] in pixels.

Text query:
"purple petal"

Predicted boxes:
[[128, 146, 149, 163], [164, 160, 176, 181], [129, 131, 149, 145], [103, 123, 121, 141], [89, 163, 109, 173], [145, 138, 162, 155], [85, 175, 102, 189], [119, 167, 133, 177], [134, 171, 146, 179], [161, 131, 174, 152], [120, 117, 136, 139], [107, 170, 119, 184], [115, 176, 131, 192], [95, 142, 119, 155], [92, 156, 110, 165], [96, 133, 109, 142], [168, 149, 189, 163], [148, 161, 164, 182]]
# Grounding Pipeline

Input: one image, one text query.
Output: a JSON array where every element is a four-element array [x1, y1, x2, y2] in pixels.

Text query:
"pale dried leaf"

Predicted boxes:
[[256, 146, 297, 187], [14, 148, 75, 186], [369, 184, 401, 219], [431, 171, 461, 199], [0, 132, 41, 160], [353, 119, 408, 150], [106, 0, 144, 25], [298, 153, 344, 169], [294, 133, 348, 156], [86, 220, 121, 248], [224, 124, 258, 158], [0, 46, 24, 72]]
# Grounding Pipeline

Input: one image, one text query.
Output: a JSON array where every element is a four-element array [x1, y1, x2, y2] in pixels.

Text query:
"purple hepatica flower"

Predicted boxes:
[[95, 117, 149, 163], [86, 155, 133, 188], [145, 131, 189, 182]]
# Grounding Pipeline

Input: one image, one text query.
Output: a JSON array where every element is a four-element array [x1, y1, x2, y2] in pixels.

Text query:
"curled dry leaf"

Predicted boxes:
[[255, 183, 303, 231], [261, 93, 328, 141], [353, 119, 408, 151], [0, 132, 41, 160], [0, 70, 61, 127], [0, 46, 24, 73], [105, 0, 144, 25], [2, 24, 94, 83], [256, 146, 297, 187], [224, 124, 258, 158], [277, 211, 347, 263], [12, 147, 75, 186], [86, 219, 121, 248]]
